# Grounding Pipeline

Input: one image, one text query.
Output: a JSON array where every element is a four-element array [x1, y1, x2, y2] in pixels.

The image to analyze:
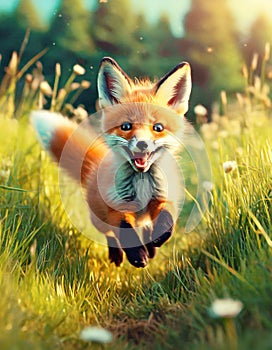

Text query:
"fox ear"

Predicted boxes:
[[154, 62, 192, 114], [97, 57, 132, 108]]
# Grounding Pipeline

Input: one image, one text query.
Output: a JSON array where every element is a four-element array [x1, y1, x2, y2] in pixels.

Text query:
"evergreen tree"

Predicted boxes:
[[15, 0, 45, 31], [92, 0, 137, 57], [48, 0, 94, 56], [245, 14, 272, 61], [128, 13, 174, 78], [126, 13, 156, 76], [151, 15, 182, 73], [181, 0, 244, 108], [0, 13, 24, 62], [42, 0, 95, 109], [0, 1, 45, 72]]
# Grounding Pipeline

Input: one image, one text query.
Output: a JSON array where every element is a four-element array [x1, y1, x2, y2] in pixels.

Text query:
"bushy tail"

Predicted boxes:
[[31, 110, 107, 185]]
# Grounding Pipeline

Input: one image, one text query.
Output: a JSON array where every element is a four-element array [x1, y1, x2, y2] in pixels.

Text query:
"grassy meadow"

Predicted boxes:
[[0, 47, 271, 350]]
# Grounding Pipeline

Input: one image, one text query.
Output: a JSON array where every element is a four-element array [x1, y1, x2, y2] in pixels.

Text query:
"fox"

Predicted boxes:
[[31, 57, 192, 268]]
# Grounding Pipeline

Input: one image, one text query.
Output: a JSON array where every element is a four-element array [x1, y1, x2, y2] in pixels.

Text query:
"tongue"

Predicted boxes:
[[134, 157, 147, 169]]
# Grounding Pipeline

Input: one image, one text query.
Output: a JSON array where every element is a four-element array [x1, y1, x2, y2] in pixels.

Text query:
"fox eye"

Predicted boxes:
[[153, 123, 164, 132], [120, 122, 132, 131]]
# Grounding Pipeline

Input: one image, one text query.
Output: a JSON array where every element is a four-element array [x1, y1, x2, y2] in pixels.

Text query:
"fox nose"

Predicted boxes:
[[136, 140, 148, 152]]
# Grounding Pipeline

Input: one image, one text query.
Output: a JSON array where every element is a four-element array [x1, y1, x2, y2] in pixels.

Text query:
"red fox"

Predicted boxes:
[[31, 57, 192, 268]]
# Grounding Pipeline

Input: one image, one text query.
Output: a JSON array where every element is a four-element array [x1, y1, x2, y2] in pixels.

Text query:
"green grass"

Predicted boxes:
[[0, 48, 271, 349]]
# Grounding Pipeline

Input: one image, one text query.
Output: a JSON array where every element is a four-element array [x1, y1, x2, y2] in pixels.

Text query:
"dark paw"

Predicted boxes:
[[143, 227, 156, 259], [108, 246, 123, 267], [144, 241, 156, 258], [106, 236, 123, 267], [152, 231, 171, 247], [152, 210, 174, 247], [119, 220, 149, 267], [124, 246, 148, 268]]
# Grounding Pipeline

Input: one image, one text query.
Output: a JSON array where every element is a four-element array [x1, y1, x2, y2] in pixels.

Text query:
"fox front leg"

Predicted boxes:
[[152, 209, 174, 247], [143, 226, 156, 259], [106, 235, 123, 267], [119, 220, 149, 268]]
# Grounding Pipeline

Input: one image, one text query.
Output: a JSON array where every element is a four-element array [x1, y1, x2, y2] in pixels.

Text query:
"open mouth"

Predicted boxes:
[[133, 153, 149, 171], [122, 146, 163, 172]]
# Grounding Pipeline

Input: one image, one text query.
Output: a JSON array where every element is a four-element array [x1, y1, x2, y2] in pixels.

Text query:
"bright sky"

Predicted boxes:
[[229, 0, 272, 33], [130, 0, 191, 36], [0, 0, 272, 37]]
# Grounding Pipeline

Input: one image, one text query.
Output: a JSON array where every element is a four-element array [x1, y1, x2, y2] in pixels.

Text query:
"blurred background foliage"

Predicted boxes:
[[0, 0, 271, 119]]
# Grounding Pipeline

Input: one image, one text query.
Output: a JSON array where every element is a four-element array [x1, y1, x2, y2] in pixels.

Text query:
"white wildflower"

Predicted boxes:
[[74, 106, 88, 121], [70, 82, 81, 91], [223, 161, 237, 173], [81, 80, 91, 89], [57, 88, 67, 100], [79, 326, 113, 343], [73, 64, 86, 76], [209, 298, 243, 318], [40, 81, 53, 96], [202, 181, 213, 192], [194, 104, 207, 116]]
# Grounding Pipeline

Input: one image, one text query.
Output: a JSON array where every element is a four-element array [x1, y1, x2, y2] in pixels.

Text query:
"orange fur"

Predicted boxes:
[[50, 125, 108, 186]]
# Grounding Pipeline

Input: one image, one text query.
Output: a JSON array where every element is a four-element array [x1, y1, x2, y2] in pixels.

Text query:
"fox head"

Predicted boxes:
[[97, 57, 192, 173]]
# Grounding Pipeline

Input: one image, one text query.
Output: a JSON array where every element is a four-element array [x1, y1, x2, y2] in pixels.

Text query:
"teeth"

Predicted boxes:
[[133, 153, 148, 169], [134, 158, 147, 168]]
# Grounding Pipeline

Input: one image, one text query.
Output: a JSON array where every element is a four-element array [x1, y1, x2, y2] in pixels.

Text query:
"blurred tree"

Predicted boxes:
[[0, 14, 24, 61], [181, 0, 244, 111], [92, 0, 137, 57], [151, 15, 182, 74], [106, 12, 181, 85], [154, 15, 178, 57], [0, 0, 46, 72], [15, 0, 46, 31], [42, 0, 95, 112], [47, 0, 95, 56], [128, 13, 177, 78], [124, 13, 156, 76], [245, 14, 272, 62]]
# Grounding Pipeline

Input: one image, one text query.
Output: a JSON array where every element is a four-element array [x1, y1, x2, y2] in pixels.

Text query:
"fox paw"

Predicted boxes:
[[106, 236, 123, 267], [143, 227, 156, 258], [108, 246, 123, 267], [119, 220, 148, 267], [144, 242, 156, 258], [124, 246, 148, 268]]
